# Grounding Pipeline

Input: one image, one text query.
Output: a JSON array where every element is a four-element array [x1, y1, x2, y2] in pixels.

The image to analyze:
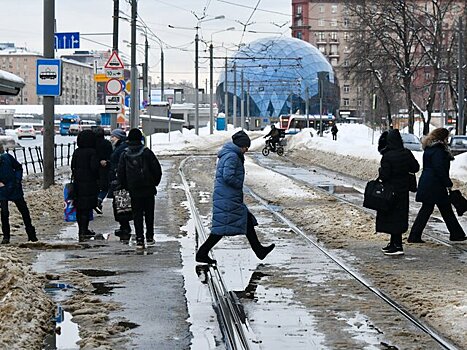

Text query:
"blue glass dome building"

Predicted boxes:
[[216, 37, 340, 119]]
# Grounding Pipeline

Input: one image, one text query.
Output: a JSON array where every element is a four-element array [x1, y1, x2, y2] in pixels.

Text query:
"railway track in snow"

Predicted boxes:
[[179, 155, 461, 349]]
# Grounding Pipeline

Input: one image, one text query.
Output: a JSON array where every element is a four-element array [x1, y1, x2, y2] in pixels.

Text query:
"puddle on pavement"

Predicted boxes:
[[78, 269, 117, 277], [91, 282, 123, 296], [33, 251, 67, 274], [317, 185, 360, 194], [117, 321, 140, 330], [43, 307, 80, 350]]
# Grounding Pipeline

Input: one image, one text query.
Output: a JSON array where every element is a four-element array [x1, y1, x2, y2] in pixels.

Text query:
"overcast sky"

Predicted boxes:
[[1, 0, 292, 84]]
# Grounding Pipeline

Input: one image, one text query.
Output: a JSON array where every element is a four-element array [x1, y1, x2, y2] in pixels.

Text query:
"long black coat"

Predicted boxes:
[[71, 130, 99, 210], [95, 136, 112, 191], [107, 139, 128, 199], [416, 142, 453, 205], [376, 130, 420, 235]]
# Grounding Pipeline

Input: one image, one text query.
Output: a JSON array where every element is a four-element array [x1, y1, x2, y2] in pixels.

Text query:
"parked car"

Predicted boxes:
[[449, 135, 467, 156], [401, 133, 422, 151], [68, 123, 81, 136], [16, 125, 36, 139]]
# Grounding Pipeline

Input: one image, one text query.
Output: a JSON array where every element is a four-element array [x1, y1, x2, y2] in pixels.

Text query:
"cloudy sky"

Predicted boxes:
[[1, 0, 292, 84]]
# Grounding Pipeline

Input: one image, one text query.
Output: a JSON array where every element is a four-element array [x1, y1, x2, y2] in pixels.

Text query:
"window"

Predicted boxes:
[[331, 5, 338, 13], [331, 19, 338, 27], [318, 32, 325, 42], [343, 98, 350, 106], [425, 72, 431, 80], [296, 18, 303, 26], [318, 19, 324, 26], [319, 5, 325, 13], [331, 58, 338, 66], [357, 86, 363, 93], [344, 32, 349, 41], [344, 59, 350, 67], [357, 99, 363, 106], [297, 5, 302, 14], [344, 17, 349, 27], [319, 46, 326, 54], [331, 32, 338, 41], [297, 32, 303, 39], [343, 85, 350, 93]]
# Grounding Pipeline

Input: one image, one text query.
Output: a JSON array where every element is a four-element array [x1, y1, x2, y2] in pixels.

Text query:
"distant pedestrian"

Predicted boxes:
[[196, 130, 275, 264], [377, 129, 419, 255], [118, 128, 162, 249], [408, 128, 466, 242], [331, 124, 338, 140], [71, 129, 99, 242], [94, 126, 112, 214], [108, 129, 132, 241], [0, 144, 37, 244]]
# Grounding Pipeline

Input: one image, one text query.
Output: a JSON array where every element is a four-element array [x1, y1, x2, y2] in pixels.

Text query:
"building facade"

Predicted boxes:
[[0, 46, 97, 106]]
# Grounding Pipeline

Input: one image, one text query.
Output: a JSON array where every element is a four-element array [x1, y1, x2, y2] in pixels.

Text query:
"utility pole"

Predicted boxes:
[[306, 86, 309, 128], [209, 43, 214, 134], [129, 0, 137, 129], [233, 63, 237, 127], [160, 48, 164, 102], [240, 70, 245, 130], [224, 57, 228, 130], [458, 16, 465, 135], [110, 0, 119, 130], [142, 34, 148, 107], [247, 80, 250, 121], [195, 32, 199, 135], [43, 0, 55, 189]]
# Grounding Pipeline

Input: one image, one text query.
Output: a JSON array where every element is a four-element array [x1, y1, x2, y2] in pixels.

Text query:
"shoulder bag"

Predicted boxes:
[[363, 179, 395, 211]]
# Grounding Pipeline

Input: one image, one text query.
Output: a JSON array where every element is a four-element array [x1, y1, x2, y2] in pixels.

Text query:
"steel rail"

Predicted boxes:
[[179, 157, 259, 350], [244, 184, 459, 350]]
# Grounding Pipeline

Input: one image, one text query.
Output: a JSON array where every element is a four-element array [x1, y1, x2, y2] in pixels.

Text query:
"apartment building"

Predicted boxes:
[[0, 45, 96, 105]]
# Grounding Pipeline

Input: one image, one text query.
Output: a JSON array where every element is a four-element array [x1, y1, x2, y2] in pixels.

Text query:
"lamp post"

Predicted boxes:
[[130, 0, 138, 129], [210, 27, 235, 134]]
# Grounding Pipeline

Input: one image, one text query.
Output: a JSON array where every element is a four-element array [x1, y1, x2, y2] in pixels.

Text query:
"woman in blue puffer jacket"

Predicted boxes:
[[196, 130, 275, 264]]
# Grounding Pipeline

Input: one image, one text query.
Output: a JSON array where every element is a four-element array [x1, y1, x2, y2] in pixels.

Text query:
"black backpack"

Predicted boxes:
[[124, 148, 146, 190]]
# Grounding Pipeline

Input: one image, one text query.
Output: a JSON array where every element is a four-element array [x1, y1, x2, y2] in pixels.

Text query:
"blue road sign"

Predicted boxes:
[[36, 59, 62, 96], [54, 32, 80, 49]]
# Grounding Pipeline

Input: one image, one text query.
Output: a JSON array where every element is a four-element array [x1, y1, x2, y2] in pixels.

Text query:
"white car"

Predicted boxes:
[[16, 125, 36, 139]]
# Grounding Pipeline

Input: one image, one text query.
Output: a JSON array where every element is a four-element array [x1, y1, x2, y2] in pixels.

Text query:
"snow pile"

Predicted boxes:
[[0, 248, 54, 349]]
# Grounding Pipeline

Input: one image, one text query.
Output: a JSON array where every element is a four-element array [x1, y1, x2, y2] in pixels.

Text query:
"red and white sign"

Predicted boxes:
[[104, 51, 124, 69], [105, 78, 123, 95]]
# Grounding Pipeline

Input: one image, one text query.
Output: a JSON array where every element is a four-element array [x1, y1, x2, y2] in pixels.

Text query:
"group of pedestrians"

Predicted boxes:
[[71, 127, 162, 248], [376, 128, 466, 256]]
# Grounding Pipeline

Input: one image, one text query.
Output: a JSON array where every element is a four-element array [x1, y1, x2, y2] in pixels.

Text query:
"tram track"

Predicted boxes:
[[179, 154, 461, 349]]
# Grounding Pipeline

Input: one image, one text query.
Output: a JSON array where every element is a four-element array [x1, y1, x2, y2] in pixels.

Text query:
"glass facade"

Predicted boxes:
[[216, 37, 340, 119]]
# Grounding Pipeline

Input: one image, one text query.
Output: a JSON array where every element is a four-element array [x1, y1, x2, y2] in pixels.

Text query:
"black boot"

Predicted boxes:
[[26, 226, 38, 242], [196, 234, 222, 264], [246, 226, 275, 260]]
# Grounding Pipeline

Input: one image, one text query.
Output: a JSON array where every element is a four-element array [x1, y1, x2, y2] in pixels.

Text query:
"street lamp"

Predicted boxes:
[[209, 27, 235, 134]]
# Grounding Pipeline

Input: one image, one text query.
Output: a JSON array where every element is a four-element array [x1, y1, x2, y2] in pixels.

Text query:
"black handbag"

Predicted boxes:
[[449, 190, 467, 216], [363, 179, 395, 211], [408, 173, 417, 193]]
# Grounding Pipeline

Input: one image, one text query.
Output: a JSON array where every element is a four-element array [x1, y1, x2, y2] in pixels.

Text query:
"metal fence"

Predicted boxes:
[[6, 142, 76, 175]]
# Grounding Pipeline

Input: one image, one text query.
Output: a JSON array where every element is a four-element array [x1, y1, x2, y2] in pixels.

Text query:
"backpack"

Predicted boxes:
[[124, 148, 146, 190]]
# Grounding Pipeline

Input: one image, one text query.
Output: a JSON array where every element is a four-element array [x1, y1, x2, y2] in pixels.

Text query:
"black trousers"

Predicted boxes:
[[410, 202, 465, 240], [131, 195, 155, 242], [197, 212, 266, 258], [332, 133, 337, 140], [1, 198, 35, 239], [76, 208, 91, 235]]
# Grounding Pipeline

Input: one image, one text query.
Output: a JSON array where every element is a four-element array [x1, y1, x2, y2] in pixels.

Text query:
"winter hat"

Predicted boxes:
[[127, 128, 143, 143], [111, 129, 126, 140], [232, 130, 251, 148]]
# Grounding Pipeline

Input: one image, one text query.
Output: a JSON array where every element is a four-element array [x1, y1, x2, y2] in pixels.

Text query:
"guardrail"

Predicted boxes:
[[5, 142, 76, 175]]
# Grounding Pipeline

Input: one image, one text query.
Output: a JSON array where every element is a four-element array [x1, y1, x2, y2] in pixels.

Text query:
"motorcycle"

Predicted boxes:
[[262, 139, 285, 156]]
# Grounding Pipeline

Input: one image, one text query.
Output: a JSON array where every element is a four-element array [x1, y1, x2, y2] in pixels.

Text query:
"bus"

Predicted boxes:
[[279, 114, 336, 134], [59, 115, 80, 136]]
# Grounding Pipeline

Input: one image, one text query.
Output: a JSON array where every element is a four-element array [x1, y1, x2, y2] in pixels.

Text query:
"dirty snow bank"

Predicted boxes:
[[0, 248, 54, 349]]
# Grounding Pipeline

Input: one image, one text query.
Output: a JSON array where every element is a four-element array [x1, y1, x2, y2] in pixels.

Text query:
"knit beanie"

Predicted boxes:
[[232, 130, 251, 148], [127, 128, 143, 143], [111, 129, 126, 140]]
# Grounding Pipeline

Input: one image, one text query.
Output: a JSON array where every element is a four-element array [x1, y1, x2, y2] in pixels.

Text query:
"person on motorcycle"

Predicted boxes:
[[263, 125, 281, 152]]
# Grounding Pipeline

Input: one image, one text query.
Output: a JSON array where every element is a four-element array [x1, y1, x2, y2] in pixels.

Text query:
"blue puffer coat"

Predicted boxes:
[[211, 142, 253, 236], [0, 153, 24, 201]]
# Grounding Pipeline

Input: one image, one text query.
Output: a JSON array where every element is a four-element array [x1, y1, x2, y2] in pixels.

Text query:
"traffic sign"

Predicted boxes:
[[117, 113, 126, 124], [54, 32, 80, 49], [105, 69, 124, 78], [36, 59, 62, 96], [105, 78, 123, 95], [105, 95, 123, 105], [93, 74, 110, 83], [104, 51, 124, 69], [105, 104, 124, 113]]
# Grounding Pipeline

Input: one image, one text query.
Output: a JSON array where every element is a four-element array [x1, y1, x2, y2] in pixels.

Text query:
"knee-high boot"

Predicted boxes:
[[246, 224, 275, 260], [196, 234, 222, 264]]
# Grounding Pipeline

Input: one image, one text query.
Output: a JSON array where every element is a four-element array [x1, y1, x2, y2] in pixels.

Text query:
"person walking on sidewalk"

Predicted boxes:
[[331, 124, 338, 140], [118, 128, 162, 249], [196, 130, 275, 264], [94, 126, 112, 214], [0, 144, 37, 244], [108, 129, 132, 241], [377, 129, 419, 255], [71, 129, 100, 242], [408, 128, 466, 243]]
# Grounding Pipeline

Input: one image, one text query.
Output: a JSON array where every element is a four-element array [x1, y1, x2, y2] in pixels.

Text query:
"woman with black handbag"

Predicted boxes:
[[377, 129, 420, 255], [408, 128, 466, 243]]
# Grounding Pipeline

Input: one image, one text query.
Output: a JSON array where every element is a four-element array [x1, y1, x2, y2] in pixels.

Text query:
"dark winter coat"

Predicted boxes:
[[71, 130, 99, 210], [211, 142, 257, 236], [376, 130, 420, 235], [95, 136, 112, 191], [0, 153, 24, 201], [107, 138, 128, 198], [117, 142, 162, 198], [331, 125, 338, 134], [416, 142, 453, 205]]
